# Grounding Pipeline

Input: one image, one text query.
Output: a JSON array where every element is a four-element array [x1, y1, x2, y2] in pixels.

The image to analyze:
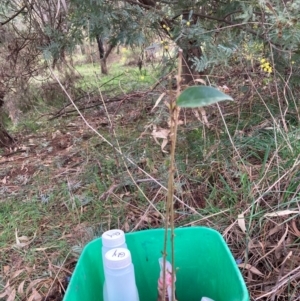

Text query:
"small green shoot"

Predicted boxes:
[[165, 69, 234, 301]]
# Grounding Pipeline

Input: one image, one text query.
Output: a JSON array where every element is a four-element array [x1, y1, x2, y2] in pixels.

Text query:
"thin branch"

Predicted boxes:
[[124, 0, 156, 10], [0, 4, 28, 26], [104, 43, 115, 60]]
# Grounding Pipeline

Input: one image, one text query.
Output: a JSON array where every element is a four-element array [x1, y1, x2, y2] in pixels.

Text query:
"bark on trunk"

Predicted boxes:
[[100, 58, 108, 75], [0, 124, 14, 147], [180, 13, 203, 85], [96, 35, 105, 60], [96, 35, 115, 75], [181, 44, 202, 85]]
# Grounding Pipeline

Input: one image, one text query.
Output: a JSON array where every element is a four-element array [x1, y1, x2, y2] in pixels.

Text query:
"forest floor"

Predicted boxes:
[[1, 53, 300, 301]]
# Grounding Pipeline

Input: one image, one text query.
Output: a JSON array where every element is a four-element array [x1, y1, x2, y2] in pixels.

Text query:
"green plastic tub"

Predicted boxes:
[[63, 227, 249, 301]]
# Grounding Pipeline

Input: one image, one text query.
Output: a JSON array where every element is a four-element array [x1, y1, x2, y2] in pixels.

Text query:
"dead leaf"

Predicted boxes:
[[280, 251, 292, 267], [51, 130, 61, 139], [25, 266, 34, 274], [164, 100, 170, 110], [55, 0, 68, 18], [7, 288, 16, 301], [194, 78, 206, 85], [266, 225, 281, 237], [167, 118, 183, 128], [238, 263, 264, 276], [238, 213, 246, 233], [124, 221, 130, 232], [14, 229, 36, 249], [151, 126, 170, 153], [218, 85, 230, 93], [61, 0, 68, 12], [140, 215, 152, 223], [55, 0, 61, 19], [291, 219, 300, 237], [27, 288, 42, 301], [161, 138, 168, 152], [0, 290, 7, 299], [0, 281, 16, 301], [151, 92, 166, 112], [193, 108, 210, 127], [34, 247, 57, 251], [4, 265, 10, 274], [26, 279, 45, 296], [10, 269, 25, 279], [264, 210, 299, 217], [18, 280, 26, 297]]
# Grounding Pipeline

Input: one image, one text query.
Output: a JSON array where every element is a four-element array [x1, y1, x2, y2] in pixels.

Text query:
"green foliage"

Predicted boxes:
[[50, 0, 298, 84], [1, 0, 300, 90], [177, 86, 233, 108], [69, 0, 151, 46]]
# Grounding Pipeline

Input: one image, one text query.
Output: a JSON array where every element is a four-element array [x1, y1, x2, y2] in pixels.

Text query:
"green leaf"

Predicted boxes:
[[176, 86, 233, 108]]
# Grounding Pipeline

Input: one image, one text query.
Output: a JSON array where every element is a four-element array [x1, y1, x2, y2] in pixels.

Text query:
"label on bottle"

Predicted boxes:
[[102, 230, 126, 249], [105, 230, 122, 238], [105, 248, 131, 269], [111, 249, 126, 258]]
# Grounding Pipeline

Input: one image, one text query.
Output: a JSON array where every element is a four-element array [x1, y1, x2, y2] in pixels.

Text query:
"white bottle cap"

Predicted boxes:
[[104, 248, 132, 269], [201, 297, 215, 301], [102, 229, 125, 248]]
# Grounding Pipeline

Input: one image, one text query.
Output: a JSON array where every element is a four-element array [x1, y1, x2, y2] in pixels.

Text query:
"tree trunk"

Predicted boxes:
[[96, 35, 107, 74], [96, 35, 105, 59], [96, 35, 115, 75], [0, 92, 14, 147], [181, 43, 202, 85], [180, 13, 203, 85], [100, 57, 108, 75], [0, 123, 14, 147]]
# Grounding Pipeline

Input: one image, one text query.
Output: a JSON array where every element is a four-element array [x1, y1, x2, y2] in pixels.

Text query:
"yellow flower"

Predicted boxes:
[[163, 24, 166, 28], [166, 27, 170, 31], [260, 59, 273, 73], [164, 45, 169, 50], [292, 61, 295, 65], [186, 21, 190, 26], [140, 76, 145, 80]]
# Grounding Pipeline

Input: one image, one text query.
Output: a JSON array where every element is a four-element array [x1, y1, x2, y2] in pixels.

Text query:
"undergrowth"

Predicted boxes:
[[1, 49, 300, 301]]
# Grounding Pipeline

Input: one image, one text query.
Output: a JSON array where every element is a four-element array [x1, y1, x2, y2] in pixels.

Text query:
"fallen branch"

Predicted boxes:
[[48, 73, 133, 120], [49, 90, 153, 120]]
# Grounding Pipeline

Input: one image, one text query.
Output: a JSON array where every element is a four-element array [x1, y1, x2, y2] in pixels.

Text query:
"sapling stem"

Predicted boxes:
[[162, 48, 182, 301]]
